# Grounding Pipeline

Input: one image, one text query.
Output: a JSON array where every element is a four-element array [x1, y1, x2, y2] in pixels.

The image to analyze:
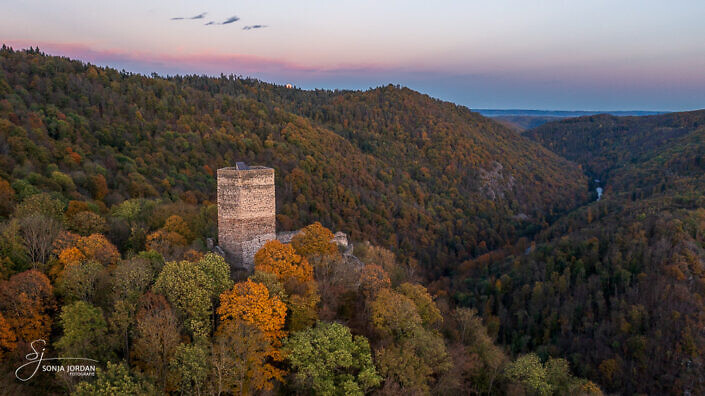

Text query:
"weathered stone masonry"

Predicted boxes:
[[217, 163, 356, 272], [217, 165, 276, 271]]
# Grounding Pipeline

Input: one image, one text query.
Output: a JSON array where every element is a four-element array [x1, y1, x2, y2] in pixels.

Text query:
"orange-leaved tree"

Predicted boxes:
[[145, 230, 187, 258], [132, 292, 180, 391], [58, 234, 119, 268], [359, 264, 391, 299], [254, 241, 319, 329], [0, 312, 17, 358], [0, 178, 15, 218], [145, 215, 194, 260], [52, 231, 81, 256], [0, 270, 56, 343], [254, 240, 313, 285], [76, 234, 120, 265], [90, 174, 108, 200], [58, 247, 86, 268], [217, 280, 287, 346], [162, 215, 194, 242]]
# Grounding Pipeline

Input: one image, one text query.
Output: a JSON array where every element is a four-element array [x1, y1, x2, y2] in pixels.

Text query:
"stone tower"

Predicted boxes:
[[217, 163, 276, 271]]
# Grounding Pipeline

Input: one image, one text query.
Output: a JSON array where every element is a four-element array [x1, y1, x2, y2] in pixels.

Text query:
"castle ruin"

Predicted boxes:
[[217, 162, 355, 272], [217, 163, 276, 270]]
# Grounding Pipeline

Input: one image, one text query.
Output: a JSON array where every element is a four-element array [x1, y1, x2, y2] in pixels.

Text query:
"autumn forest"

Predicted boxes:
[[0, 47, 703, 395]]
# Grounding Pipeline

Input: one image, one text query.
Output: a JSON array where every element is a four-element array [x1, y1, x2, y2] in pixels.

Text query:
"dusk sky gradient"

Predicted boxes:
[[2, 0, 704, 111]]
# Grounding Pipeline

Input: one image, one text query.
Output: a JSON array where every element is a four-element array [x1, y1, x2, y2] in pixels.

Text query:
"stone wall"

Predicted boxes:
[[217, 166, 276, 271], [277, 230, 353, 255], [276, 230, 301, 244]]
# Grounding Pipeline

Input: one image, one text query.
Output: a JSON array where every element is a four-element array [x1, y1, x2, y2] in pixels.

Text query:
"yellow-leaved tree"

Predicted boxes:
[[212, 319, 285, 395], [291, 222, 339, 259], [217, 280, 287, 345]]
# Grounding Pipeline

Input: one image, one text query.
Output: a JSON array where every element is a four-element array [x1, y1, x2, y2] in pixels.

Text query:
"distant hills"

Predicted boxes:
[[476, 109, 669, 131], [475, 109, 667, 118], [525, 111, 705, 180]]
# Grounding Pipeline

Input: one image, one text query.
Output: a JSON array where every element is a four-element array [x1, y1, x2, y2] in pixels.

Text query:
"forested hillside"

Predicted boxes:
[[0, 47, 602, 395], [452, 113, 705, 394], [525, 111, 705, 178], [0, 47, 587, 273], [2, 47, 703, 395]]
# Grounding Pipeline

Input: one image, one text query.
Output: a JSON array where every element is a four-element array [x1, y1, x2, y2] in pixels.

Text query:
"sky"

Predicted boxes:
[[2, 0, 705, 111]]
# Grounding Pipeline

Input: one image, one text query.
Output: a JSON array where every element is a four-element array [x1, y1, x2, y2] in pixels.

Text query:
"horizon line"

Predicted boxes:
[[2, 43, 701, 114]]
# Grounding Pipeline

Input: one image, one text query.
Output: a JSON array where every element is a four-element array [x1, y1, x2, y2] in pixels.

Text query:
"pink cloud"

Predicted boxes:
[[2, 40, 400, 78]]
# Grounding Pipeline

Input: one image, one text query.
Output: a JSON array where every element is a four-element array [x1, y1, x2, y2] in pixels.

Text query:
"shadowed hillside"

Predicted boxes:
[[451, 111, 705, 394], [525, 111, 705, 179]]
